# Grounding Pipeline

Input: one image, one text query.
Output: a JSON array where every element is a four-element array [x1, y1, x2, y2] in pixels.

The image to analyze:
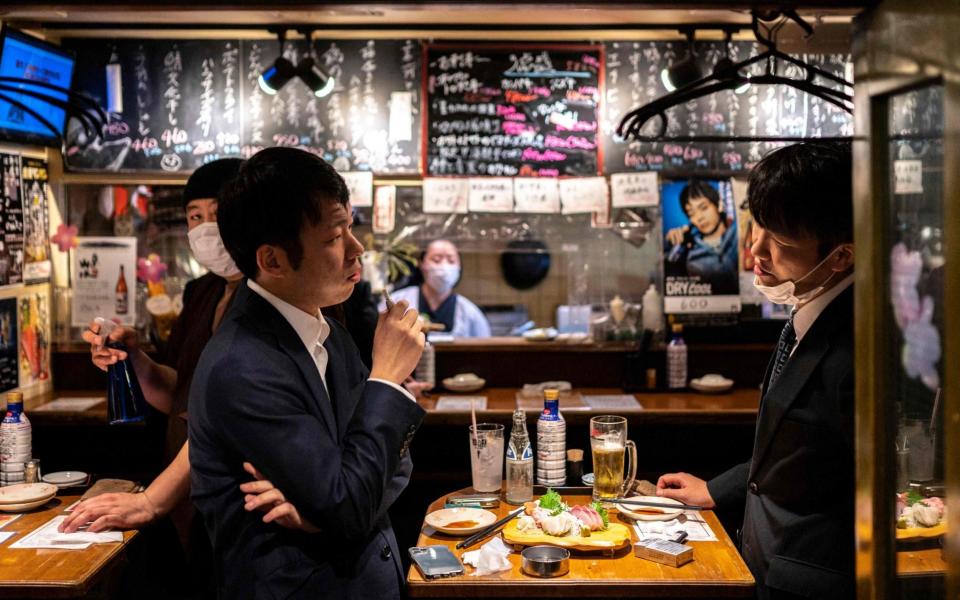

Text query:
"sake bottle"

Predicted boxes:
[[97, 317, 147, 425]]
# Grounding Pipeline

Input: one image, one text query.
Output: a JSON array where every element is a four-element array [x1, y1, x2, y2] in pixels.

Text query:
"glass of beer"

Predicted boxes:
[[590, 415, 637, 502]]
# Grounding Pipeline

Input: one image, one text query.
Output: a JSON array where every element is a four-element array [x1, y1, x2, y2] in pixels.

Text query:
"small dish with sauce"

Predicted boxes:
[[424, 507, 498, 536]]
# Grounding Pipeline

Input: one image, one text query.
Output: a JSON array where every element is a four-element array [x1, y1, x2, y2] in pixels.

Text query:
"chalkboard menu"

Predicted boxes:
[[602, 41, 852, 173], [425, 45, 602, 177], [62, 38, 421, 174]]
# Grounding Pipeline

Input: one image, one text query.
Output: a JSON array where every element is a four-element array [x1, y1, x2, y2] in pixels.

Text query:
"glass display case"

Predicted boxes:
[[853, 1, 958, 597]]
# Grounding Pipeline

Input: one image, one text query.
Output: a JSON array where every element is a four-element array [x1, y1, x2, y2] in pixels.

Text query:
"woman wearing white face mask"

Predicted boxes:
[[382, 239, 491, 337]]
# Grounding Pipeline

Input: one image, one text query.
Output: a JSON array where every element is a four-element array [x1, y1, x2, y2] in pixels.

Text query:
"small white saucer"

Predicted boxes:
[[42, 471, 89, 486], [690, 374, 734, 393]]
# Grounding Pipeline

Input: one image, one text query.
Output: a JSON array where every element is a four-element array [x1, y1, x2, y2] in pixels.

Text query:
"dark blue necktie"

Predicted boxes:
[[767, 317, 797, 392]]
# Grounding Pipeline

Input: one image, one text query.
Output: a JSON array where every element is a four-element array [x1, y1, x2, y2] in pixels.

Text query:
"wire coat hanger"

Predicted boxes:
[[616, 11, 853, 144]]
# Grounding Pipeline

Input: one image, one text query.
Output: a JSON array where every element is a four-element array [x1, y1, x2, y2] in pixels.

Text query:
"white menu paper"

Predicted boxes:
[[468, 178, 514, 213], [373, 186, 397, 234], [71, 237, 137, 327], [560, 177, 608, 214], [513, 178, 560, 214], [340, 171, 373, 208], [422, 178, 469, 214], [611, 172, 659, 207]]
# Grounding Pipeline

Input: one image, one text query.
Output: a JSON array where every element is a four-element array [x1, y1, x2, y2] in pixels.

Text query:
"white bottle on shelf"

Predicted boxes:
[[0, 392, 31, 487], [414, 340, 435, 387], [667, 324, 688, 389]]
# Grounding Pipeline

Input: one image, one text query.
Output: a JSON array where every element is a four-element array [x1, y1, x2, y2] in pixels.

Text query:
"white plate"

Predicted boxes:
[[0, 483, 58, 504], [615, 496, 684, 521], [42, 471, 89, 486], [0, 495, 56, 513], [523, 328, 558, 342], [443, 376, 486, 392], [690, 377, 734, 393], [424, 507, 498, 536]]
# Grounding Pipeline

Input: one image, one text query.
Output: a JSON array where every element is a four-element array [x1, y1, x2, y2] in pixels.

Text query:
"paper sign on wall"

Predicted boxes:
[[514, 178, 560, 214], [72, 237, 137, 327], [468, 178, 513, 213], [389, 91, 414, 143], [591, 195, 612, 229], [611, 172, 659, 208], [894, 160, 923, 195], [422, 178, 469, 214], [341, 171, 373, 208], [373, 186, 396, 234], [560, 177, 608, 214]]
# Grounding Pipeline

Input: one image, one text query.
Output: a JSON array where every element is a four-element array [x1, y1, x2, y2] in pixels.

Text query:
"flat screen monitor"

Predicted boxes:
[[0, 27, 75, 147]]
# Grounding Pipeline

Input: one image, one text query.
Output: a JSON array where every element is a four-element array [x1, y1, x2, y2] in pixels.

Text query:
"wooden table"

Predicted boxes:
[[0, 495, 137, 598], [407, 488, 754, 598]]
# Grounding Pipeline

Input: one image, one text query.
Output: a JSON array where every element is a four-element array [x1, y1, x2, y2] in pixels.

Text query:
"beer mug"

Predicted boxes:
[[589, 415, 637, 501]]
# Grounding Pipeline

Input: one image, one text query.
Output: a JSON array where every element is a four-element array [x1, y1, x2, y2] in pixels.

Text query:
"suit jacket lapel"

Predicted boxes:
[[322, 325, 355, 441], [234, 283, 338, 441], [749, 288, 853, 480]]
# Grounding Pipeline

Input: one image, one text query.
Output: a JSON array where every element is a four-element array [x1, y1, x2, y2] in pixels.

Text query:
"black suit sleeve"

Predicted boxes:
[[204, 355, 424, 541], [707, 460, 750, 510]]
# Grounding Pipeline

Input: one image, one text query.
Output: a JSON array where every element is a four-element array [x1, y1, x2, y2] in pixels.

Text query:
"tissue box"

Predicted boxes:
[[634, 539, 693, 567]]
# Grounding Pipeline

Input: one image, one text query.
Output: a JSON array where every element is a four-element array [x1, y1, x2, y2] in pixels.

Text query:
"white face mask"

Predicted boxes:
[[753, 247, 842, 305], [424, 264, 460, 295], [187, 222, 241, 279]]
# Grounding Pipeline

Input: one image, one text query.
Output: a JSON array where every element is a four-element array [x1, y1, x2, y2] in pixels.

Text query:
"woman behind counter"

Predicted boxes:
[[382, 239, 491, 337]]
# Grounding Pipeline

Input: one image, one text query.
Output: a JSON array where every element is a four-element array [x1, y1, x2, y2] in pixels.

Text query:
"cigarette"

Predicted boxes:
[[381, 290, 395, 310]]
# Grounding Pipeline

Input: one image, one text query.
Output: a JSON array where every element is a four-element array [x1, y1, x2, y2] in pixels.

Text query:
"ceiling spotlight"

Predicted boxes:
[[297, 57, 335, 98], [258, 56, 295, 95], [258, 30, 294, 95], [661, 31, 702, 92]]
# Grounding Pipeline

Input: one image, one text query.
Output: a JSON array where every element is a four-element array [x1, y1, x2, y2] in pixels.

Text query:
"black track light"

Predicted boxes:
[[296, 57, 335, 98], [660, 31, 702, 92], [258, 56, 296, 95]]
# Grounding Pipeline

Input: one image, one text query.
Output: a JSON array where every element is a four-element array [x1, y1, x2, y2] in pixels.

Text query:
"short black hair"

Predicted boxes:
[[679, 180, 721, 218], [217, 147, 349, 279], [748, 142, 852, 257], [182, 158, 243, 208]]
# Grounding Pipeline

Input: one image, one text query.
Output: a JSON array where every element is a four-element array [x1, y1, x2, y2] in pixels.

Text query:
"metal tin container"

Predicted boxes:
[[520, 545, 570, 578]]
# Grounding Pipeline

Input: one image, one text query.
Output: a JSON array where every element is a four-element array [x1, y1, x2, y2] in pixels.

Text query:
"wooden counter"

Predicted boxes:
[[407, 487, 754, 598], [0, 495, 137, 598], [418, 387, 759, 426]]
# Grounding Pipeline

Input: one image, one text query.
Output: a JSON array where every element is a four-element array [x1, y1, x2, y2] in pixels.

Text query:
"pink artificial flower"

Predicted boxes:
[[51, 223, 79, 252], [136, 253, 168, 283]]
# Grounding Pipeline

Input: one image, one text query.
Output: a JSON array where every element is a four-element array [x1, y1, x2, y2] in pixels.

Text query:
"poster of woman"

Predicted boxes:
[[661, 179, 741, 313]]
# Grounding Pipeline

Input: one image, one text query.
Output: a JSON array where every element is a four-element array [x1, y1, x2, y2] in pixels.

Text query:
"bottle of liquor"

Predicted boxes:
[[536, 388, 566, 486], [115, 265, 128, 315], [414, 340, 435, 388], [505, 408, 533, 504], [667, 323, 687, 389], [0, 391, 31, 487], [96, 317, 147, 424]]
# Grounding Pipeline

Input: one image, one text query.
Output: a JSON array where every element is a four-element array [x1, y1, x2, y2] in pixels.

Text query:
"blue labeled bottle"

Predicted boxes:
[[96, 317, 147, 425]]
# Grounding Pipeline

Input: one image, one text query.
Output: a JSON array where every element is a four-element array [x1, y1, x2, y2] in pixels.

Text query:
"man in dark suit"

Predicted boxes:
[[189, 147, 426, 599], [656, 143, 856, 599]]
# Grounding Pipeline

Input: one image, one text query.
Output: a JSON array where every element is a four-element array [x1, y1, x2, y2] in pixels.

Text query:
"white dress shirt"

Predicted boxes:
[[248, 280, 415, 402], [790, 272, 854, 356]]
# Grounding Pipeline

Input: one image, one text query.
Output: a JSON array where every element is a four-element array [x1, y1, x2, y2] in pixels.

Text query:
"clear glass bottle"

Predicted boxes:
[[505, 408, 533, 504], [536, 388, 566, 486], [667, 323, 687, 389]]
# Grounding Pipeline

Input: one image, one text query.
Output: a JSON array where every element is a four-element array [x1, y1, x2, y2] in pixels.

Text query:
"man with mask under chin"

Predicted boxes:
[[380, 239, 491, 338], [656, 142, 857, 600]]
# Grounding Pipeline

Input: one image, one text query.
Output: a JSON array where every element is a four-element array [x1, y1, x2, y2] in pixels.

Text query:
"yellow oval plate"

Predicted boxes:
[[896, 521, 946, 541], [502, 519, 631, 552]]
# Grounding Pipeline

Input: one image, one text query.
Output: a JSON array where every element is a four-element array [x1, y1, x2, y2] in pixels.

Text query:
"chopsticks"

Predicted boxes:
[[613, 498, 704, 512], [455, 507, 524, 550]]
